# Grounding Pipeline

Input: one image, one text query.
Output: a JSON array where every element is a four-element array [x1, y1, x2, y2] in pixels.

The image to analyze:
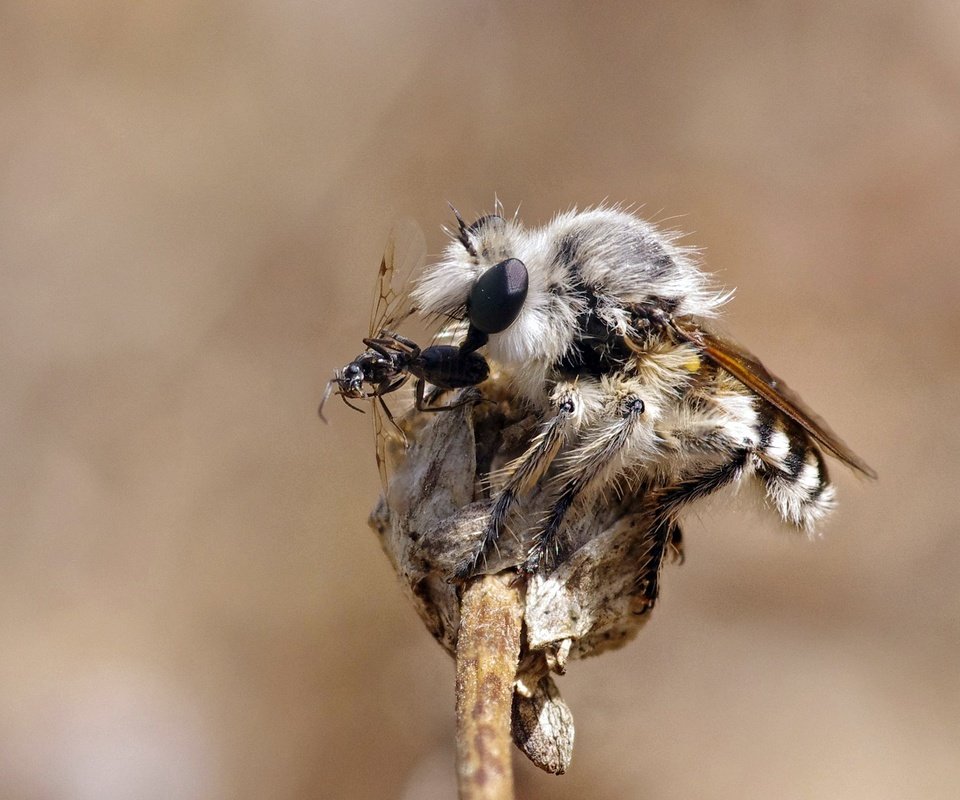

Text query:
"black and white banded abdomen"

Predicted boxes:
[[753, 411, 836, 531]]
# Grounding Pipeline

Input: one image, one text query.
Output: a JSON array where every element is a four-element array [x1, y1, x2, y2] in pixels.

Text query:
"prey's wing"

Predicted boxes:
[[667, 317, 877, 478], [369, 221, 425, 490], [369, 218, 427, 338], [373, 397, 389, 493], [372, 386, 412, 494]]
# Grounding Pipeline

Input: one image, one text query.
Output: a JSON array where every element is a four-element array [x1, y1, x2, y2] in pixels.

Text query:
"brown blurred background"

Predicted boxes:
[[2, 2, 958, 798]]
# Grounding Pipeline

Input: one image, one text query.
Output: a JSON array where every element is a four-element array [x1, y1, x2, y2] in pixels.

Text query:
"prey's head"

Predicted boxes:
[[317, 360, 365, 422], [335, 362, 364, 397]]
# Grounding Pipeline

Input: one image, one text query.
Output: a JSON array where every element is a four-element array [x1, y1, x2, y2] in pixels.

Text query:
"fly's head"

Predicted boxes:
[[413, 209, 531, 349], [413, 206, 579, 378]]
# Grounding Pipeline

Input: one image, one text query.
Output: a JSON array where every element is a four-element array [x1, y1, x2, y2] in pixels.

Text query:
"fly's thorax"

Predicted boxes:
[[484, 208, 724, 369], [628, 340, 702, 392], [539, 207, 728, 320]]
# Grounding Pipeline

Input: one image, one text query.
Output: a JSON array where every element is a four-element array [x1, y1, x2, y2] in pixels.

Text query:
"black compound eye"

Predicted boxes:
[[466, 257, 529, 334]]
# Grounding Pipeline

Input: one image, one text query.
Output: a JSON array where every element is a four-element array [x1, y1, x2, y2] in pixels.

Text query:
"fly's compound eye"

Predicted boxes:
[[466, 258, 529, 334]]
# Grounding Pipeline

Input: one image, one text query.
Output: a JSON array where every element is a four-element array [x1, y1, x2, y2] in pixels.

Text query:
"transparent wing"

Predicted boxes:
[[667, 317, 877, 478], [371, 387, 411, 493], [365, 221, 425, 490], [372, 219, 467, 351], [369, 218, 427, 338], [373, 397, 389, 493], [429, 316, 470, 348]]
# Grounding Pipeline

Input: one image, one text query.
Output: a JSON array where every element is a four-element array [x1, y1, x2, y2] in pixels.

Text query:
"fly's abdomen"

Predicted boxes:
[[755, 412, 835, 531]]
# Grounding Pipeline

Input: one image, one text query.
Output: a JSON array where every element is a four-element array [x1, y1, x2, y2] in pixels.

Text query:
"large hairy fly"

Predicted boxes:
[[412, 203, 875, 586]]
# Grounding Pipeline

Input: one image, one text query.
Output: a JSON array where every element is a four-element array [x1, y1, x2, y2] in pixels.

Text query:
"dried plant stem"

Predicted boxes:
[[455, 573, 524, 800]]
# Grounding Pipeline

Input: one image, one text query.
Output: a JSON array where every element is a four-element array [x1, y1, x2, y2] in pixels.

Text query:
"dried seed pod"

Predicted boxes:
[[512, 675, 574, 775]]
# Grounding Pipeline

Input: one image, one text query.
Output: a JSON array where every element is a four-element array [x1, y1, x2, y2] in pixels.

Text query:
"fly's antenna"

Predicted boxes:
[[448, 202, 478, 258]]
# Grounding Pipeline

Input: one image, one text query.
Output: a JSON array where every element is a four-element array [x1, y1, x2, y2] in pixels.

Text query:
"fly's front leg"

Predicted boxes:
[[450, 381, 591, 582], [523, 380, 658, 574]]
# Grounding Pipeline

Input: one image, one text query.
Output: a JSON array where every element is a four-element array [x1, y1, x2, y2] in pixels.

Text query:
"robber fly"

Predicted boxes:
[[412, 203, 875, 585], [320, 219, 529, 489]]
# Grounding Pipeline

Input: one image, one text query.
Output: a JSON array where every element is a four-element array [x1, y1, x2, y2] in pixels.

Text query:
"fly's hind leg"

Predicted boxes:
[[633, 450, 750, 606], [632, 516, 682, 612], [450, 381, 590, 582]]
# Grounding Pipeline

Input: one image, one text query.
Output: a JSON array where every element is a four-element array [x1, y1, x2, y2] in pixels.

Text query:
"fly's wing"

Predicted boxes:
[[667, 317, 877, 479], [369, 218, 427, 338]]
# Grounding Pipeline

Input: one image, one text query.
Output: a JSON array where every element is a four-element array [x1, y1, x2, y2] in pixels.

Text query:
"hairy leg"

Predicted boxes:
[[523, 383, 653, 573], [451, 381, 590, 581]]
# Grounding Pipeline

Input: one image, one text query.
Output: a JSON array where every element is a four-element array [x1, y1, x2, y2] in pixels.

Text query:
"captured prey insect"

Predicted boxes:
[[319, 219, 530, 488], [413, 203, 876, 586]]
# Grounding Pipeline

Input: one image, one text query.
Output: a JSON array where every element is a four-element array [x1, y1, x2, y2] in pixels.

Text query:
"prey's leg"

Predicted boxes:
[[413, 380, 480, 413], [378, 393, 407, 445]]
